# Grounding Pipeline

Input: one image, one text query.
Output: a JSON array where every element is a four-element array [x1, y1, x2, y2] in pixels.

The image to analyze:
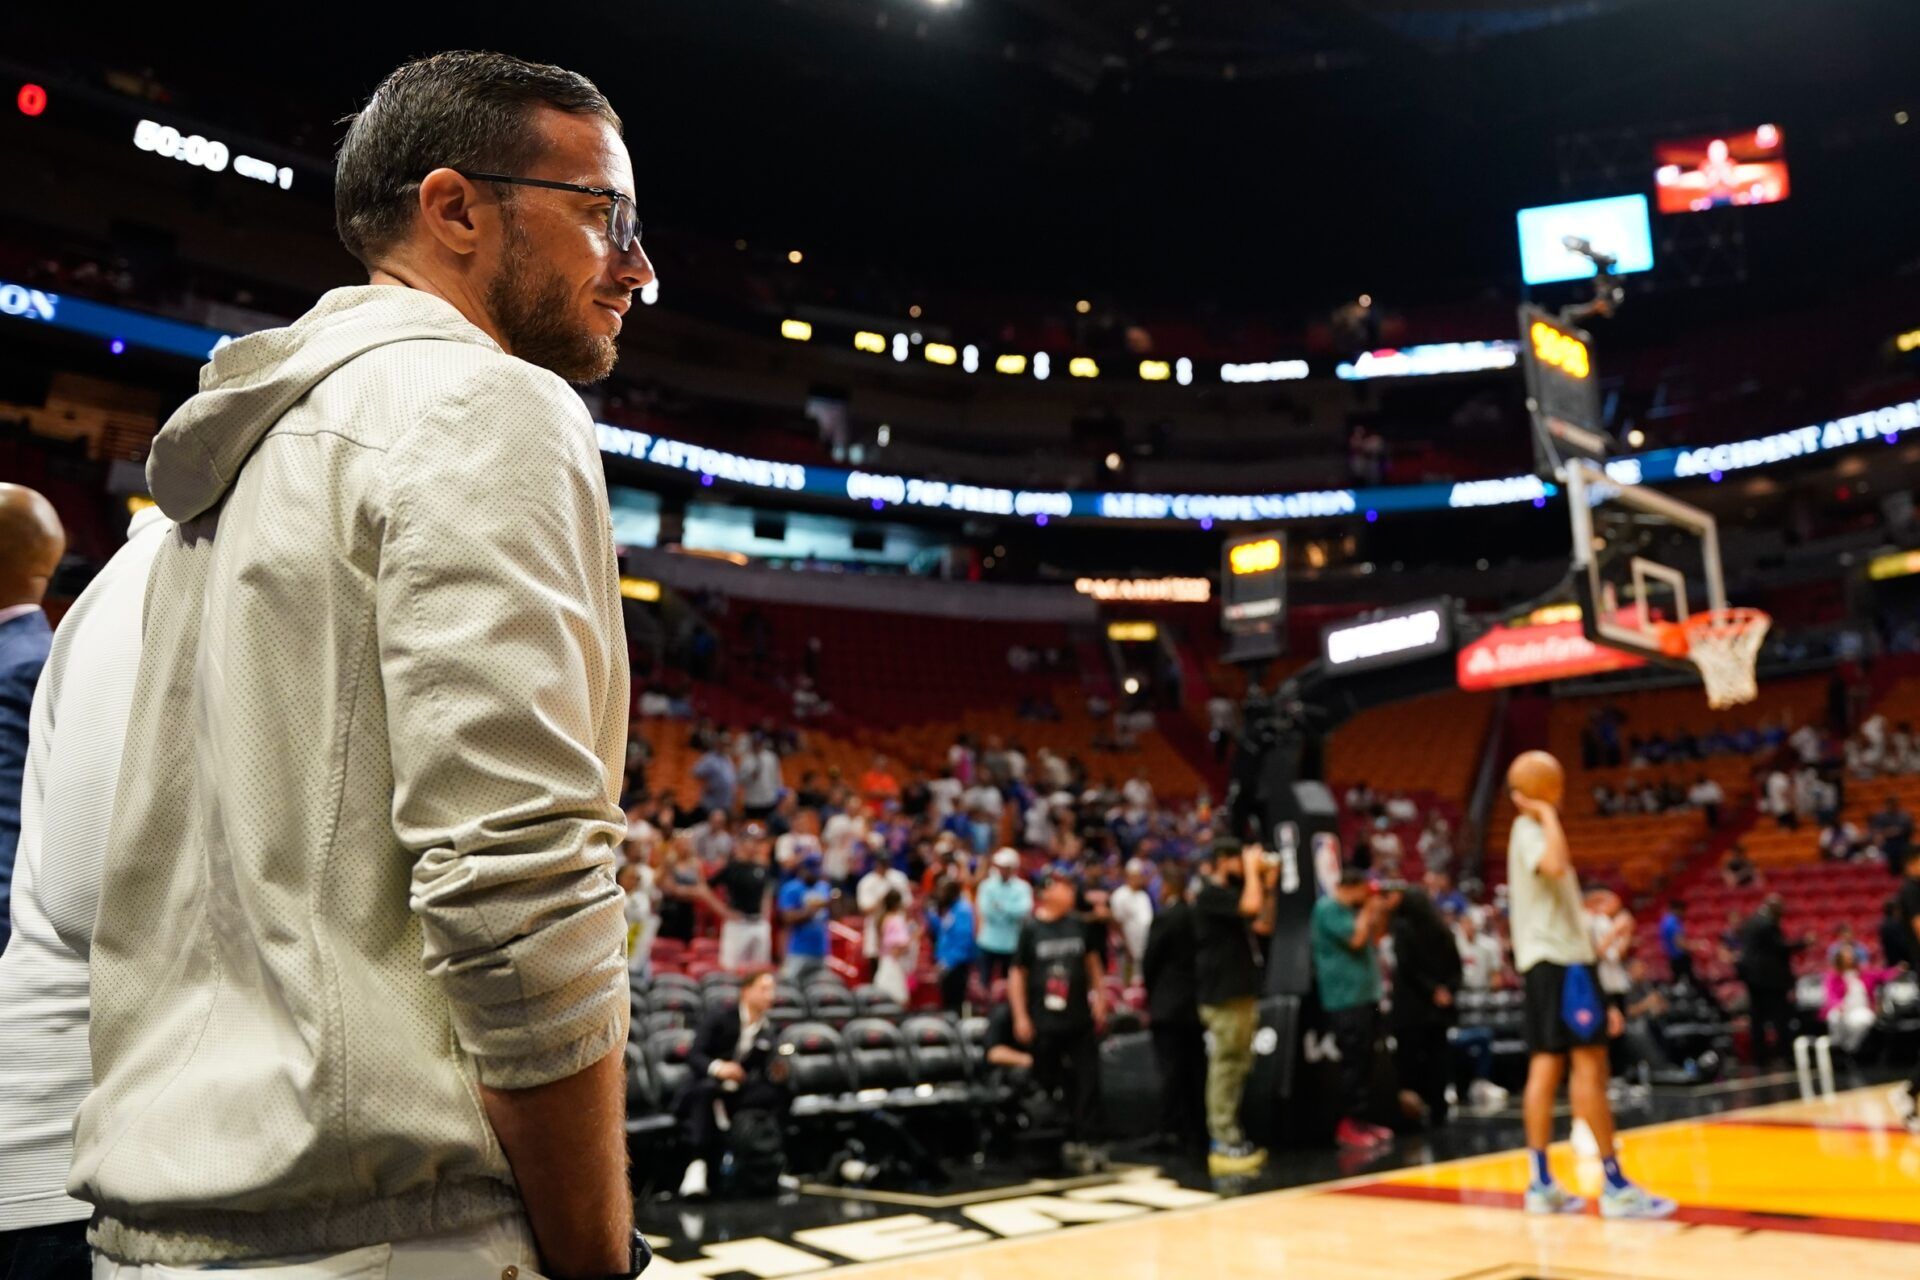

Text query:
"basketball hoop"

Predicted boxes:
[[1681, 608, 1771, 709]]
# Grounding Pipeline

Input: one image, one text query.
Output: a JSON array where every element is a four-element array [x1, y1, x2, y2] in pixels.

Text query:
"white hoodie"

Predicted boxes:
[[70, 286, 631, 1263]]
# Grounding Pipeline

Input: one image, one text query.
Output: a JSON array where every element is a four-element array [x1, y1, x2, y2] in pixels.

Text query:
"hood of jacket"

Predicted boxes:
[[147, 285, 500, 521]]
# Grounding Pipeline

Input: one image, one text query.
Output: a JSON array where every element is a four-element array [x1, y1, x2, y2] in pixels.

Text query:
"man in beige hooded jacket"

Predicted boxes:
[[71, 51, 656, 1280]]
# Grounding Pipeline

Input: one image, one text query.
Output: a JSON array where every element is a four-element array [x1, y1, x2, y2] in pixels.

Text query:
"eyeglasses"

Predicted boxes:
[[453, 170, 641, 253]]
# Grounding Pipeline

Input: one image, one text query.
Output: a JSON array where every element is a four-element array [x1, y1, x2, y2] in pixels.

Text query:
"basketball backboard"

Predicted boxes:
[[1564, 457, 1725, 667]]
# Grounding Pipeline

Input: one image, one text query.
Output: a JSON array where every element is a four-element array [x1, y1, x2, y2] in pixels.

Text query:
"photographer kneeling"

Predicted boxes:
[[678, 971, 791, 1199]]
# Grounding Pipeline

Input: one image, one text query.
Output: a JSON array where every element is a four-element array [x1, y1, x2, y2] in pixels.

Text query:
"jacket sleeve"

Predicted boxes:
[[688, 1008, 733, 1079], [380, 360, 630, 1090], [0, 652, 45, 881]]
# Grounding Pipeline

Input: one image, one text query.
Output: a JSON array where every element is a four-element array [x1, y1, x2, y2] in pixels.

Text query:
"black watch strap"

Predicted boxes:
[[623, 1228, 653, 1279], [567, 1229, 650, 1280]]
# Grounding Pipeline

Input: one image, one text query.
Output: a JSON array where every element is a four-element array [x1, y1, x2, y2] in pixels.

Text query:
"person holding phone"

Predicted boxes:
[[1193, 837, 1278, 1176]]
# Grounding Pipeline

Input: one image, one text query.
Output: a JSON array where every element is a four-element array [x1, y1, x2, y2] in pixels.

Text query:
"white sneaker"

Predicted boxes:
[[1889, 1085, 1917, 1122], [1524, 1183, 1586, 1215], [679, 1158, 709, 1199], [1599, 1183, 1678, 1220]]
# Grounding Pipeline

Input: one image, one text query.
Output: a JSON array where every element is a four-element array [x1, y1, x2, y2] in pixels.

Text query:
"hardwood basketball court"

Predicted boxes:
[[638, 1085, 1920, 1278]]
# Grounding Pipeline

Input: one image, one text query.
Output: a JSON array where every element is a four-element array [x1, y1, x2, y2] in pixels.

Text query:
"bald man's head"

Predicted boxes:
[[0, 484, 66, 609]]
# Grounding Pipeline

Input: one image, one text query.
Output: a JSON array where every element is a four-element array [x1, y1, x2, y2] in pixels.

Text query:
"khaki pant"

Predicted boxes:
[[95, 1215, 544, 1280], [1199, 997, 1259, 1147]]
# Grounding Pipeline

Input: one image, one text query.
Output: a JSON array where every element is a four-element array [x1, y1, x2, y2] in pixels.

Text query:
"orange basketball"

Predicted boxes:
[[1507, 749, 1565, 803]]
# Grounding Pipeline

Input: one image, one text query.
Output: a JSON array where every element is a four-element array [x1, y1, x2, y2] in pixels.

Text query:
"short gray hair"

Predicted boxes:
[[334, 50, 621, 267]]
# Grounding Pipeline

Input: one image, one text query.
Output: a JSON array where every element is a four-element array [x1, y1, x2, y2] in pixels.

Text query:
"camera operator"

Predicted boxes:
[[678, 971, 791, 1199], [1194, 837, 1278, 1176], [1384, 881, 1462, 1126], [1008, 868, 1108, 1173], [1312, 870, 1394, 1151]]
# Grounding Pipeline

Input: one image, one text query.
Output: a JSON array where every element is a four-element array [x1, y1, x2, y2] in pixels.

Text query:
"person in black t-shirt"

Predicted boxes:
[[1142, 860, 1205, 1153], [1009, 868, 1108, 1172], [711, 823, 774, 970], [1192, 837, 1278, 1176]]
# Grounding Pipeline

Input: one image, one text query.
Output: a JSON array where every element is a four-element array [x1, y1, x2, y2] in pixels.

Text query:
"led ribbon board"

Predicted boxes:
[[6, 284, 1918, 526], [1321, 600, 1453, 674]]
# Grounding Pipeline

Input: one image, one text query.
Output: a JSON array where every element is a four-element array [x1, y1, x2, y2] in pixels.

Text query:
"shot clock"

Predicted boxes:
[[1520, 304, 1609, 478]]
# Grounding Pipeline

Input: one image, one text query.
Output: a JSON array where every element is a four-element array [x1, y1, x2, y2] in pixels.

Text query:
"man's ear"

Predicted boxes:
[[415, 167, 489, 258]]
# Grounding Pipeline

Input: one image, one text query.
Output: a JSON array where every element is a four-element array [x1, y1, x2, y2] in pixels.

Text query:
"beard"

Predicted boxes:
[[486, 212, 621, 384]]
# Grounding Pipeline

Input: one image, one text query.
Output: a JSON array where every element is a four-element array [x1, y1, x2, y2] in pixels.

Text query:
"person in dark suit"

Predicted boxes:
[[0, 484, 65, 957], [1141, 860, 1205, 1152], [1386, 885, 1464, 1125], [1737, 895, 1807, 1067], [677, 970, 789, 1198]]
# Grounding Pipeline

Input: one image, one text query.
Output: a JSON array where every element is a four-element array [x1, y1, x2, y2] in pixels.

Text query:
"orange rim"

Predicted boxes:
[[1681, 607, 1772, 641]]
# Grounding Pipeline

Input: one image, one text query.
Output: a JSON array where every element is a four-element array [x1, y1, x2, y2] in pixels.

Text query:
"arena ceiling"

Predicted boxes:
[[5, 0, 1915, 312]]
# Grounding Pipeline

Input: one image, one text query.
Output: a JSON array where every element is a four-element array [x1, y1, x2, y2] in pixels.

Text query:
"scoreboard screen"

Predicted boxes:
[[1221, 530, 1287, 662], [1520, 305, 1608, 476]]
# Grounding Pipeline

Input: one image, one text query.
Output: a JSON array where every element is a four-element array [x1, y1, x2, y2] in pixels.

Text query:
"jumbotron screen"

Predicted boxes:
[[1653, 124, 1790, 214]]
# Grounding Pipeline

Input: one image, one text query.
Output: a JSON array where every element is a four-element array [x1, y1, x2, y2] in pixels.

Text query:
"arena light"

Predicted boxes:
[[962, 344, 979, 373], [925, 342, 957, 366], [892, 333, 909, 362], [1075, 577, 1211, 603], [787, 249, 804, 264], [1526, 602, 1584, 626], [995, 353, 1027, 375], [780, 318, 813, 341], [1139, 359, 1171, 382], [618, 576, 663, 602], [1107, 621, 1159, 643], [1033, 353, 1050, 381], [1869, 550, 1920, 581], [17, 84, 47, 117], [1336, 341, 1519, 380], [1221, 359, 1310, 383], [1068, 357, 1099, 379], [1176, 357, 1193, 386], [1897, 328, 1920, 354], [853, 330, 887, 353], [639, 280, 659, 306]]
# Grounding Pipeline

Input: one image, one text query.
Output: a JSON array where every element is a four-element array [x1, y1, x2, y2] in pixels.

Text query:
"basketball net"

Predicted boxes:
[[1683, 608, 1771, 710]]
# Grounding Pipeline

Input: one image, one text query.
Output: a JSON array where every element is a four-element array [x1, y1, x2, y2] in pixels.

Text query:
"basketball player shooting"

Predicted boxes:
[[1507, 750, 1677, 1219]]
